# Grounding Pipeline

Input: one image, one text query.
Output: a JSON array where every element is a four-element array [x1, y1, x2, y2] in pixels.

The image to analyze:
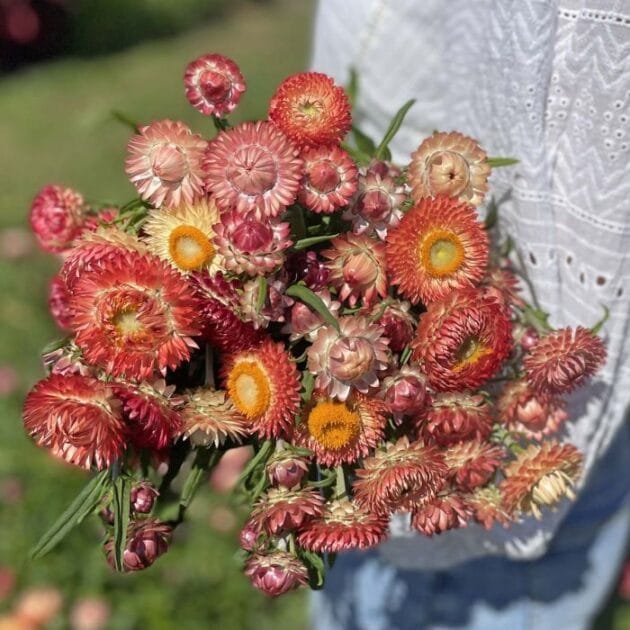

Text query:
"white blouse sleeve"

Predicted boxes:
[[311, 0, 630, 568]]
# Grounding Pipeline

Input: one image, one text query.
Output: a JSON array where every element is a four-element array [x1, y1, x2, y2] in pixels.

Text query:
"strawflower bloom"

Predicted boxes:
[[126, 120, 206, 209], [408, 131, 490, 207], [353, 437, 448, 514], [29, 184, 85, 253], [380, 366, 428, 419], [204, 120, 303, 218], [285, 250, 330, 290], [469, 485, 512, 529], [60, 227, 148, 290], [367, 300, 415, 353], [70, 251, 201, 381], [443, 439, 504, 492], [114, 380, 183, 450], [298, 145, 358, 213], [142, 198, 221, 274], [184, 53, 246, 117], [307, 316, 390, 401], [497, 379, 567, 440], [297, 498, 389, 553], [524, 326, 606, 395], [179, 388, 250, 447], [501, 441, 583, 519], [322, 233, 388, 307], [283, 289, 341, 342], [244, 551, 308, 597], [266, 449, 310, 488], [48, 274, 73, 330], [411, 494, 473, 536], [213, 209, 292, 276], [249, 487, 324, 535], [105, 519, 172, 572], [223, 340, 300, 439], [412, 288, 512, 391], [297, 394, 388, 467], [239, 277, 292, 330], [386, 196, 489, 304], [419, 392, 494, 446], [131, 482, 159, 514], [268, 71, 351, 147], [23, 373, 125, 470], [344, 166, 406, 240]]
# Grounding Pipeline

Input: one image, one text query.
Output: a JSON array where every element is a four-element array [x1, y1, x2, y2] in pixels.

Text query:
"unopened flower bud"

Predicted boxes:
[[266, 453, 309, 489], [381, 367, 428, 418], [244, 551, 309, 597], [130, 482, 159, 514], [105, 519, 172, 572]]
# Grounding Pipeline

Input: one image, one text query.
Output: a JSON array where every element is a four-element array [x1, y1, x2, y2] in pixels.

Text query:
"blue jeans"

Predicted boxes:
[[312, 425, 629, 630]]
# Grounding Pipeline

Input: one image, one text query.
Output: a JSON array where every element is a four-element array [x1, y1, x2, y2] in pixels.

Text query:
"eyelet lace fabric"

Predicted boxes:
[[312, 0, 630, 567]]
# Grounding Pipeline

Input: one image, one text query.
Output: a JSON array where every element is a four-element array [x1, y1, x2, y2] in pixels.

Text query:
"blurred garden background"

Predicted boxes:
[[0, 0, 628, 628]]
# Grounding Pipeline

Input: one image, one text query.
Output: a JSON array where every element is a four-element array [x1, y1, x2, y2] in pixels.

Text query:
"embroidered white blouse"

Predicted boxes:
[[311, 0, 630, 567]]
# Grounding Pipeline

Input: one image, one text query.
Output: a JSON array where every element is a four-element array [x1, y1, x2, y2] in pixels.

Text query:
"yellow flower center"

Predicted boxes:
[[112, 309, 144, 339], [168, 225, 214, 271], [453, 336, 492, 371], [227, 360, 271, 419], [420, 228, 465, 277], [297, 97, 324, 120], [307, 400, 361, 451]]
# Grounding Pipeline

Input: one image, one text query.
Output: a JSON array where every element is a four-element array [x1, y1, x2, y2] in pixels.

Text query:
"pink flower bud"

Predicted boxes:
[[267, 453, 309, 489], [382, 367, 428, 417], [239, 519, 261, 552], [48, 274, 73, 331], [328, 336, 375, 382], [520, 328, 540, 350], [105, 519, 172, 572], [244, 551, 309, 597], [150, 143, 188, 184], [130, 482, 159, 514]]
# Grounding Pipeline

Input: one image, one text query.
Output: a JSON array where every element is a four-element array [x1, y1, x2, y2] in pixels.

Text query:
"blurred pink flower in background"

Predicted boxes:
[[0, 366, 19, 397], [69, 597, 110, 630], [0, 228, 35, 260]]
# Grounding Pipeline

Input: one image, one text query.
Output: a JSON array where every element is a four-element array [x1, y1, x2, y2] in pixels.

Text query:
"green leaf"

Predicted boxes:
[[293, 234, 339, 251], [236, 440, 273, 488], [591, 305, 610, 335], [301, 371, 315, 403], [346, 67, 359, 109], [41, 336, 71, 356], [486, 157, 519, 168], [484, 198, 498, 230], [255, 276, 267, 315], [301, 549, 326, 588], [212, 116, 229, 132], [400, 346, 412, 366], [112, 474, 131, 572], [351, 126, 376, 157], [286, 284, 340, 332], [375, 99, 416, 160], [30, 470, 111, 560]]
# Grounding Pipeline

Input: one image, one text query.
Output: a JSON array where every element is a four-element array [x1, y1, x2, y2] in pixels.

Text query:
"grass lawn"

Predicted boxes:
[[0, 1, 314, 627]]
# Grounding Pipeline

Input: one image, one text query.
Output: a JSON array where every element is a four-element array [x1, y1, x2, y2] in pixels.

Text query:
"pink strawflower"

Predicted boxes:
[[298, 145, 358, 213], [307, 316, 390, 401], [266, 449, 310, 489], [411, 494, 473, 536], [29, 184, 85, 253], [238, 277, 292, 330], [322, 233, 388, 307], [48, 274, 73, 330], [244, 551, 308, 597], [344, 167, 406, 240], [469, 485, 512, 530], [184, 53, 246, 117], [204, 120, 303, 218], [444, 440, 505, 492], [381, 366, 428, 419], [283, 289, 341, 342], [497, 379, 568, 440], [105, 519, 172, 572], [249, 487, 324, 535], [365, 299, 415, 353], [213, 209, 292, 276], [524, 326, 607, 395], [125, 119, 206, 209], [130, 482, 159, 514]]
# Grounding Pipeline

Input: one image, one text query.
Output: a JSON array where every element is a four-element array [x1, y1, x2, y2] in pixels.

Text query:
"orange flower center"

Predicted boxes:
[[227, 360, 271, 419], [307, 400, 360, 451], [420, 228, 465, 277], [168, 225, 214, 271], [453, 336, 492, 371]]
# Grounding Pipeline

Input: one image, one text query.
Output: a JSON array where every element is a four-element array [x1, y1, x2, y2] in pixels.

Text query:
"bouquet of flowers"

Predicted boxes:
[[23, 53, 607, 596]]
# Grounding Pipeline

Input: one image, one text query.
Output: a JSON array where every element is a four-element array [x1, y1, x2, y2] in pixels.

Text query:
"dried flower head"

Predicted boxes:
[[249, 487, 324, 535], [244, 551, 308, 597], [411, 494, 473, 536], [444, 439, 504, 492], [105, 519, 172, 572], [409, 131, 490, 206]]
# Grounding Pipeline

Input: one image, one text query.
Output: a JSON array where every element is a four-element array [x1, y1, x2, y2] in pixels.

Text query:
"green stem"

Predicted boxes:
[[335, 466, 347, 500]]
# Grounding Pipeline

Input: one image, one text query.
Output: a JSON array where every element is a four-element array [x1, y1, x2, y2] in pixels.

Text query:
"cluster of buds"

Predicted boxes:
[[23, 53, 606, 597]]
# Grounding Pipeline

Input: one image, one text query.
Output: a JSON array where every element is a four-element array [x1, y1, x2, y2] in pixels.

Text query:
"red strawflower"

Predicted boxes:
[[297, 498, 389, 553], [419, 392, 494, 446], [468, 486, 512, 530], [443, 439, 504, 492], [184, 53, 246, 117], [249, 487, 324, 535], [23, 374, 126, 470], [69, 251, 201, 381], [352, 437, 448, 514], [29, 184, 85, 253], [411, 494, 473, 536], [48, 274, 73, 330], [204, 120, 303, 218], [268, 71, 352, 147], [524, 326, 606, 395], [244, 551, 308, 597], [386, 196, 489, 305], [412, 288, 512, 391]]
